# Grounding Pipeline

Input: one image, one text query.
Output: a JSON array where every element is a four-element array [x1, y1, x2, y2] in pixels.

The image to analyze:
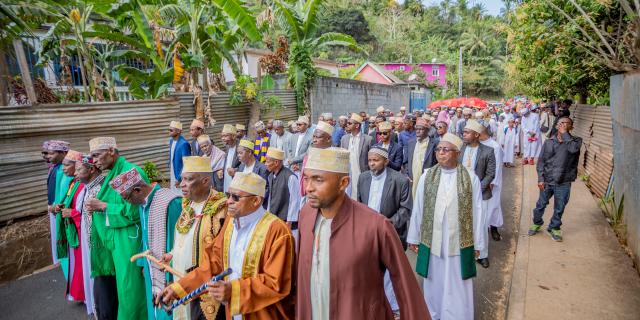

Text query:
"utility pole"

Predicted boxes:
[[458, 47, 462, 97]]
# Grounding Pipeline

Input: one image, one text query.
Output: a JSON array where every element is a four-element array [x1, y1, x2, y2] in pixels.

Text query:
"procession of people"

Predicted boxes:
[[42, 97, 581, 320]]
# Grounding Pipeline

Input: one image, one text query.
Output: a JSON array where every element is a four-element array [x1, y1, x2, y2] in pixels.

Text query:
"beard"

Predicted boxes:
[[371, 167, 385, 176]]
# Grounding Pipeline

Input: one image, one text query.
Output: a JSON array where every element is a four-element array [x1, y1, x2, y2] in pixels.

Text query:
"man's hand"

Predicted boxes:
[[286, 221, 293, 230], [158, 253, 173, 271], [216, 170, 224, 179], [227, 168, 235, 177], [206, 281, 231, 303], [155, 286, 177, 307], [537, 182, 545, 191], [61, 208, 72, 218], [409, 244, 419, 253], [85, 198, 107, 212], [475, 250, 480, 259]]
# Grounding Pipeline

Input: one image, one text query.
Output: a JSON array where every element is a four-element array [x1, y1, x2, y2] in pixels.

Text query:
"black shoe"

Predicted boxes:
[[476, 258, 490, 268], [490, 226, 502, 241]]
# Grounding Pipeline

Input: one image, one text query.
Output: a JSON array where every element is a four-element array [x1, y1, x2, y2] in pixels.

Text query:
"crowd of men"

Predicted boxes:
[[41, 98, 581, 320]]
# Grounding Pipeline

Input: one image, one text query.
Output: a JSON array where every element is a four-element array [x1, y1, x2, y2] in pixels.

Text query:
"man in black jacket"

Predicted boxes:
[[529, 117, 582, 242], [460, 119, 496, 268]]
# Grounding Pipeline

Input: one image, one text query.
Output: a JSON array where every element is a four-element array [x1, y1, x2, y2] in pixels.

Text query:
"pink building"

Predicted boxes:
[[347, 61, 447, 87]]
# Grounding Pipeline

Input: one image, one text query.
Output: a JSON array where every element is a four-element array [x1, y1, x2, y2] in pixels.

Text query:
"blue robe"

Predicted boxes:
[[169, 136, 192, 182]]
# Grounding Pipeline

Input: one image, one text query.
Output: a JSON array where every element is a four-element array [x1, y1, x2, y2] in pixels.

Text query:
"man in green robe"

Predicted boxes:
[[110, 167, 182, 320], [84, 137, 148, 320]]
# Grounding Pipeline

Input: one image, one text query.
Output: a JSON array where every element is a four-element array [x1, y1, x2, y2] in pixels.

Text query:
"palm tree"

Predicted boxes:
[[273, 0, 361, 111]]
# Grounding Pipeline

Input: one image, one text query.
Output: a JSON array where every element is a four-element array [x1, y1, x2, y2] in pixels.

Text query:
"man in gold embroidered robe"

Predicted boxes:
[[407, 133, 485, 320], [158, 172, 295, 320], [160, 156, 228, 320]]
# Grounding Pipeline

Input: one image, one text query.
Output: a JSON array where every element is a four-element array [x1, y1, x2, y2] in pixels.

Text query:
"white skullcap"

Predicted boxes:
[[465, 119, 485, 133], [315, 121, 334, 135], [441, 133, 463, 151]]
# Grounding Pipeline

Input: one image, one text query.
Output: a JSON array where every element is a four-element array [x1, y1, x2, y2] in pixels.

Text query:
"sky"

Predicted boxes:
[[422, 0, 505, 16]]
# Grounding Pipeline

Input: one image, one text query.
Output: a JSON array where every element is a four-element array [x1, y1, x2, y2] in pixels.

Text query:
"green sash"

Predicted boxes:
[[56, 180, 81, 258], [415, 164, 477, 280]]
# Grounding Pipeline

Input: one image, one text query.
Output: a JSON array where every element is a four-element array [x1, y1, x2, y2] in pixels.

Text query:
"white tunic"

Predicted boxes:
[[348, 133, 362, 199], [311, 214, 332, 320], [480, 138, 504, 228], [228, 207, 265, 320], [223, 146, 236, 193], [76, 187, 95, 315], [172, 201, 205, 320], [502, 127, 519, 164], [521, 113, 541, 158], [407, 167, 484, 320]]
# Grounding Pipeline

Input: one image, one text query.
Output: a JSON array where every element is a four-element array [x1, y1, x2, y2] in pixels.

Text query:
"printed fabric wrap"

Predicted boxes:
[[56, 180, 81, 258]]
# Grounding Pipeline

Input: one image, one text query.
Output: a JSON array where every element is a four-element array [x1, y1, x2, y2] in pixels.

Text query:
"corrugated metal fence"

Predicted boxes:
[[571, 104, 614, 198], [0, 90, 297, 222]]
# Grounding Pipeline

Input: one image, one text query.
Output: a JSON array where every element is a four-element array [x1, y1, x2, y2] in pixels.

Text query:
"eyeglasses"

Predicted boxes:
[[225, 192, 253, 202], [380, 131, 390, 136], [435, 147, 456, 153]]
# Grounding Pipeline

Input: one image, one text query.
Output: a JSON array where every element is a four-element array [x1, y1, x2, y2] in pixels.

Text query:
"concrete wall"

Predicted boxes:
[[610, 73, 640, 268], [309, 76, 411, 120]]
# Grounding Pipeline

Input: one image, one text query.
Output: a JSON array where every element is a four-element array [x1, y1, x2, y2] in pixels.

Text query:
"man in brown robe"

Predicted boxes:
[[297, 147, 430, 320], [157, 172, 295, 320]]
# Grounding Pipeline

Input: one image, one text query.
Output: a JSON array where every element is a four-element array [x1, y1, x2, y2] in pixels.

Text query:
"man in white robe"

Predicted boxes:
[[408, 133, 484, 320], [479, 122, 504, 241], [502, 119, 519, 167], [520, 108, 541, 165]]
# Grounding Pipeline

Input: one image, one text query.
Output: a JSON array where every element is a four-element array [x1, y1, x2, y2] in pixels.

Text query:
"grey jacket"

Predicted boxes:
[[190, 139, 203, 156], [340, 132, 374, 173], [271, 131, 295, 164], [290, 129, 314, 165], [460, 143, 496, 200], [357, 168, 412, 248]]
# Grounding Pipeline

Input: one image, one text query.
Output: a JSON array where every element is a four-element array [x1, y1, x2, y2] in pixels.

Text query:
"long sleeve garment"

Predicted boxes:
[[536, 132, 583, 184], [297, 197, 430, 320], [170, 211, 295, 320]]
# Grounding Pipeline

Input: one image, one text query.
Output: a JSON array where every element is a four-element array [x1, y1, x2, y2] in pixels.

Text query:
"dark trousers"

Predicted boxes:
[[94, 276, 118, 320], [532, 183, 571, 230]]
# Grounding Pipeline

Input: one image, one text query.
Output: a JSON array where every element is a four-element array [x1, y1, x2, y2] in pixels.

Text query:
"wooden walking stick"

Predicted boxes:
[[130, 250, 185, 278]]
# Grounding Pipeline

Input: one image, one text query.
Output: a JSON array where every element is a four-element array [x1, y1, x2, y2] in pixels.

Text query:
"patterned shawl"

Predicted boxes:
[[147, 188, 180, 295]]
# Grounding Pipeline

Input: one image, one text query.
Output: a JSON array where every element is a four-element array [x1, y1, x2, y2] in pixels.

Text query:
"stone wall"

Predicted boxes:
[[610, 73, 640, 268], [309, 76, 411, 120]]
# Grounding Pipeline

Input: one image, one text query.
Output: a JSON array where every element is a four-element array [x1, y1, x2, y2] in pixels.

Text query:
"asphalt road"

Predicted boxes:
[[0, 164, 522, 320], [0, 265, 89, 320]]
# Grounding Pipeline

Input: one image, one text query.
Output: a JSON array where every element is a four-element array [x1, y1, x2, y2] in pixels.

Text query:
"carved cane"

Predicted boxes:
[[130, 250, 185, 278]]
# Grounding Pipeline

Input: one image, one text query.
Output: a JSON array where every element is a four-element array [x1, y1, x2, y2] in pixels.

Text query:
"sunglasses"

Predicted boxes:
[[225, 192, 253, 202], [380, 131, 390, 136], [347, 121, 355, 125], [435, 147, 456, 153]]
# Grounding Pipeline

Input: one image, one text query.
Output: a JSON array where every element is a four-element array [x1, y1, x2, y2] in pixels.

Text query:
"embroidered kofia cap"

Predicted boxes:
[[42, 140, 50, 150], [376, 106, 385, 113], [89, 137, 117, 152], [110, 168, 143, 196], [400, 106, 406, 111], [315, 121, 334, 136], [229, 172, 266, 197], [197, 135, 211, 145], [297, 115, 310, 125], [368, 146, 389, 159], [462, 108, 473, 115], [378, 121, 392, 131], [48, 140, 70, 152], [350, 113, 363, 124], [239, 139, 254, 151], [321, 112, 333, 120], [170, 121, 183, 130], [441, 133, 463, 151], [305, 147, 350, 174], [236, 124, 246, 131], [254, 121, 266, 131], [416, 118, 428, 127], [190, 119, 205, 129], [222, 124, 237, 134], [266, 147, 285, 161], [64, 150, 82, 162], [182, 156, 212, 173], [465, 119, 485, 134]]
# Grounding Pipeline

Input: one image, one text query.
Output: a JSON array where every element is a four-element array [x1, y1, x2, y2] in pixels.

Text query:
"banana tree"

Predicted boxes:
[[273, 0, 363, 111]]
